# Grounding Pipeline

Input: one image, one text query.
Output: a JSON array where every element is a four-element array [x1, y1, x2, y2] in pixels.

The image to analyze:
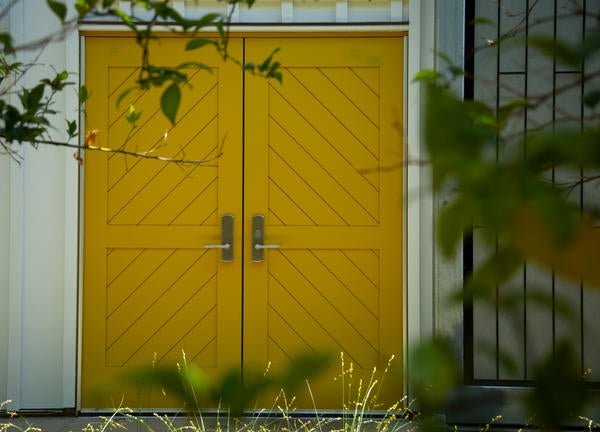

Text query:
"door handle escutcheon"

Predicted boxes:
[[204, 214, 234, 262], [252, 214, 279, 263]]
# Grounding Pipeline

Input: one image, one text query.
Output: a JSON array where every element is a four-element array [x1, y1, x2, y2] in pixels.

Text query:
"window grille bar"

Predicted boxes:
[[466, 0, 595, 387]]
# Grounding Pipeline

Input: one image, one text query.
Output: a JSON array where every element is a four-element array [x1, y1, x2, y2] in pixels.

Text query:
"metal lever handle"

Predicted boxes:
[[205, 243, 231, 249], [254, 244, 280, 250], [252, 214, 279, 262], [204, 214, 234, 262]]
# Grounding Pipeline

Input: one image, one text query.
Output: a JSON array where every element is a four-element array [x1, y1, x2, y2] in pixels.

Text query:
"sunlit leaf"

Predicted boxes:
[[125, 105, 142, 125], [412, 69, 444, 83]]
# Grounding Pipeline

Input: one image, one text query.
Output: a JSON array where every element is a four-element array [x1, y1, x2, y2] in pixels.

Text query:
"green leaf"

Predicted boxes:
[[215, 20, 226, 45], [266, 61, 282, 82], [113, 364, 210, 408], [424, 84, 496, 190], [66, 119, 77, 138], [410, 338, 461, 413], [188, 13, 222, 31], [0, 33, 14, 53], [412, 69, 444, 83], [109, 8, 137, 32], [47, 0, 67, 22], [527, 342, 587, 430], [161, 84, 181, 126], [461, 247, 523, 303], [583, 90, 600, 108], [176, 62, 212, 73], [469, 17, 494, 26], [125, 105, 142, 125], [116, 87, 135, 108], [27, 84, 45, 110], [437, 198, 473, 257], [78, 85, 89, 104], [256, 48, 281, 76], [185, 38, 216, 51], [583, 31, 600, 60], [530, 36, 581, 67], [75, 0, 97, 18], [498, 98, 531, 122]]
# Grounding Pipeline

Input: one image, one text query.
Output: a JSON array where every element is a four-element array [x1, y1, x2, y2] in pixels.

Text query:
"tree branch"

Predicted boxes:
[[6, 138, 223, 166]]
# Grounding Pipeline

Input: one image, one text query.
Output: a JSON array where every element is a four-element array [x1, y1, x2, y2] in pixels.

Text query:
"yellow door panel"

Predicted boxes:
[[83, 34, 403, 411], [82, 36, 243, 408], [244, 37, 404, 408]]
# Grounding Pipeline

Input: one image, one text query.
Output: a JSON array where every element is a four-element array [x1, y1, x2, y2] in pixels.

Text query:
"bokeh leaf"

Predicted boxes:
[[411, 338, 461, 414], [510, 205, 600, 288], [437, 197, 473, 257], [527, 341, 587, 429], [530, 36, 581, 67]]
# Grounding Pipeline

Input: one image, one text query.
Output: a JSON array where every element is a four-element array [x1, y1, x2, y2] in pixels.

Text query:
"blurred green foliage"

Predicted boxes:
[[413, 8, 600, 429], [104, 352, 331, 416]]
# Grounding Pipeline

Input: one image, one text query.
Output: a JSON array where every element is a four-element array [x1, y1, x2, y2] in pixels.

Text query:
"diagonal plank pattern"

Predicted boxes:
[[83, 36, 244, 409], [267, 67, 380, 226], [105, 248, 218, 367], [106, 67, 220, 226], [267, 249, 380, 369], [84, 35, 403, 409]]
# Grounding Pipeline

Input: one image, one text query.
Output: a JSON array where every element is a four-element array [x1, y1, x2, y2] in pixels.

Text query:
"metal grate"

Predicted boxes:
[[465, 0, 600, 385]]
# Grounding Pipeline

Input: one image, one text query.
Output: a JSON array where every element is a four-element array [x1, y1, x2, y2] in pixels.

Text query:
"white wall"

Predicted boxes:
[[0, 1, 12, 409], [1, 0, 78, 411], [0, 132, 9, 407]]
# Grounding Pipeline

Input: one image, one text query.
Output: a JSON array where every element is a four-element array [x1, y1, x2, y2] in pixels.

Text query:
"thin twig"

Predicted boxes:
[[6, 139, 222, 165], [0, 0, 20, 23]]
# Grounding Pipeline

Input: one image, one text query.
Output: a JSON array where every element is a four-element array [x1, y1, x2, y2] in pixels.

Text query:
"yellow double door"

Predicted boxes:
[[82, 34, 404, 409]]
